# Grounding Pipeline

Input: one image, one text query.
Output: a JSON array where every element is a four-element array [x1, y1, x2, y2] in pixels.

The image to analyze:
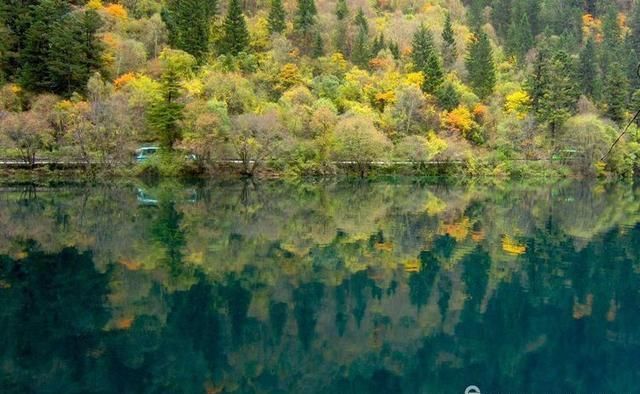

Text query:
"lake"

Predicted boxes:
[[1, 179, 640, 393]]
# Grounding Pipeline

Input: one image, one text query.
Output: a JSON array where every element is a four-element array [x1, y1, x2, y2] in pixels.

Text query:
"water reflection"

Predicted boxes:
[[1, 179, 640, 393]]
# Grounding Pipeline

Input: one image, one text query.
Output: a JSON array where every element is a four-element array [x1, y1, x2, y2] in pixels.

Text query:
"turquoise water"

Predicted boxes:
[[1, 179, 640, 393]]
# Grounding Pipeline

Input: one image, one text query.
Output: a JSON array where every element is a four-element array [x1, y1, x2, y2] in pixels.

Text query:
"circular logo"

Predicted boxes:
[[465, 386, 481, 394]]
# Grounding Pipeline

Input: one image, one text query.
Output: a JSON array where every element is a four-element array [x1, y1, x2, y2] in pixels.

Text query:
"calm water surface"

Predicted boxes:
[[1, 179, 640, 393]]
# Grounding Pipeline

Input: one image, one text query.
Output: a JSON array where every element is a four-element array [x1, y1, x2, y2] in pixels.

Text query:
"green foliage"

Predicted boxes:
[[221, 0, 250, 55], [294, 0, 317, 35], [604, 62, 629, 125], [528, 46, 579, 137], [163, 0, 216, 60], [20, 2, 104, 96], [268, 0, 286, 34], [411, 24, 443, 94], [147, 68, 184, 149], [441, 13, 456, 68], [578, 37, 600, 100], [465, 31, 495, 99]]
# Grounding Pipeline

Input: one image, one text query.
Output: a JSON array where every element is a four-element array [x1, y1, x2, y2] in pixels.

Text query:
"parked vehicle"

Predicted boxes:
[[135, 146, 159, 162]]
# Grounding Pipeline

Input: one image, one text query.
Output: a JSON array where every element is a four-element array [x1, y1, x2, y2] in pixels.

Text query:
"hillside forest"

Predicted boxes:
[[2, 0, 640, 177]]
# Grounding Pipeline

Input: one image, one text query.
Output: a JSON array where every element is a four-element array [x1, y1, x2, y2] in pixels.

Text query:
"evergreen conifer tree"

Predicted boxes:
[[442, 13, 456, 68], [268, 0, 286, 34], [578, 37, 600, 99], [221, 0, 250, 55], [47, 9, 104, 96], [294, 0, 317, 35], [605, 62, 629, 124], [163, 0, 216, 60], [148, 68, 184, 150], [465, 31, 496, 99], [412, 24, 444, 94]]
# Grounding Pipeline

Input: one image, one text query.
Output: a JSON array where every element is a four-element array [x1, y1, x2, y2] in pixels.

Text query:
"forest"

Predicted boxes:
[[2, 0, 640, 177]]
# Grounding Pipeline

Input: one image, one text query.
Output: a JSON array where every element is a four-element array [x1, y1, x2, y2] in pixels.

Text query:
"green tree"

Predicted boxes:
[[148, 68, 184, 150], [268, 0, 286, 34], [411, 24, 444, 94], [312, 32, 324, 57], [506, 11, 533, 62], [604, 62, 629, 124], [528, 48, 579, 138], [371, 33, 386, 57], [47, 9, 104, 96], [578, 37, 600, 100], [294, 0, 317, 36], [437, 81, 460, 111], [334, 0, 349, 56], [19, 0, 69, 92], [442, 13, 456, 68], [465, 31, 496, 99], [221, 0, 250, 55], [163, 0, 216, 60], [351, 9, 370, 68]]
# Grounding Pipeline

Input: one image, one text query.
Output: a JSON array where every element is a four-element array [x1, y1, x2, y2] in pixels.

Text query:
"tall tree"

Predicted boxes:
[[294, 0, 317, 36], [528, 48, 579, 139], [148, 68, 184, 150], [604, 62, 629, 124], [221, 0, 250, 55], [334, 0, 349, 56], [441, 13, 456, 68], [411, 24, 444, 94], [19, 0, 70, 92], [371, 33, 386, 57], [465, 31, 496, 99], [312, 32, 324, 57], [578, 37, 600, 99], [163, 0, 216, 60], [506, 11, 533, 61], [351, 8, 370, 67], [630, 3, 640, 55], [268, 0, 286, 34]]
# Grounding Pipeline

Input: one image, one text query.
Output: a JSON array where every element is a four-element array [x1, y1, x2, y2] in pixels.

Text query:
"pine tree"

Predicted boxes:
[[491, 0, 512, 39], [578, 37, 600, 99], [312, 32, 324, 57], [354, 7, 368, 35], [465, 31, 496, 99], [334, 0, 349, 56], [437, 81, 460, 111], [294, 0, 317, 36], [630, 3, 640, 55], [468, 0, 484, 30], [335, 0, 348, 21], [389, 41, 400, 60], [605, 62, 629, 124], [163, 0, 216, 60], [221, 0, 250, 55], [528, 48, 579, 138], [148, 68, 184, 150], [442, 13, 456, 68], [47, 9, 104, 96], [352, 28, 370, 67], [268, 0, 286, 34], [19, 0, 69, 92], [506, 11, 533, 62], [371, 33, 386, 57], [412, 24, 444, 94], [601, 5, 623, 70], [351, 8, 370, 67]]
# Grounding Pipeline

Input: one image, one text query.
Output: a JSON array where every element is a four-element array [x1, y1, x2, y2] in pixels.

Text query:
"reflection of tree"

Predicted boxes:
[[0, 246, 110, 392], [151, 200, 186, 276], [2, 181, 640, 392], [294, 282, 324, 350]]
